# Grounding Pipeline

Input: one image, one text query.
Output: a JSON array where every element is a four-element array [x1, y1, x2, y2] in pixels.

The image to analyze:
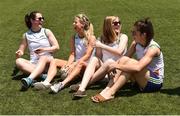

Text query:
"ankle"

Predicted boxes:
[[79, 87, 85, 92]]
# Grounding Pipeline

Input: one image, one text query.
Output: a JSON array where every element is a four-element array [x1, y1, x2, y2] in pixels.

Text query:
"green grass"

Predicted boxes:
[[0, 0, 180, 115]]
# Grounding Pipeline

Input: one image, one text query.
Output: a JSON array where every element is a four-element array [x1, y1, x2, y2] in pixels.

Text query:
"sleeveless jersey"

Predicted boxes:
[[135, 39, 164, 83], [74, 34, 87, 61], [101, 34, 127, 62], [25, 28, 53, 64]]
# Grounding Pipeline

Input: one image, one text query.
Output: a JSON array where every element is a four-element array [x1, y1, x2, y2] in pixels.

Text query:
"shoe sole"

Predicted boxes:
[[34, 83, 51, 90], [50, 86, 58, 93], [73, 93, 87, 98]]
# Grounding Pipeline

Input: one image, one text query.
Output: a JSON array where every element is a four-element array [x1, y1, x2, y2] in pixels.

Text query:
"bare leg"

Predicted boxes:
[[16, 58, 36, 74], [101, 69, 121, 94], [99, 57, 149, 99], [89, 57, 130, 85], [45, 59, 67, 83], [100, 72, 130, 99], [62, 60, 87, 86], [88, 59, 115, 85], [132, 68, 149, 89], [78, 57, 101, 91], [28, 56, 52, 80]]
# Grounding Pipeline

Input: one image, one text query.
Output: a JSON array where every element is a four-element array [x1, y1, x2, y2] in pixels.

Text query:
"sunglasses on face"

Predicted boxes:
[[34, 17, 45, 21], [112, 21, 120, 26]]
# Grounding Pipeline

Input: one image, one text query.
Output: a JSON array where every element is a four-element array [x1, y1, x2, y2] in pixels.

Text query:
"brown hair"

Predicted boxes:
[[101, 16, 121, 44], [24, 11, 41, 29], [134, 17, 154, 47]]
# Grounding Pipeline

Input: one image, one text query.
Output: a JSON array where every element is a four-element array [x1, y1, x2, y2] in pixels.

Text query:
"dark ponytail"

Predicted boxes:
[[25, 14, 31, 29], [24, 11, 41, 29], [134, 17, 154, 47]]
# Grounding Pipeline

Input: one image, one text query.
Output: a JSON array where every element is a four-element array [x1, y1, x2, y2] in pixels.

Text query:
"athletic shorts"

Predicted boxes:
[[30, 55, 53, 64], [141, 71, 163, 92]]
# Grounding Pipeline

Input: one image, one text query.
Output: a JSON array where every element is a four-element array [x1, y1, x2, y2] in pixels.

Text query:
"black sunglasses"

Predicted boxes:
[[112, 21, 120, 26], [34, 17, 45, 21]]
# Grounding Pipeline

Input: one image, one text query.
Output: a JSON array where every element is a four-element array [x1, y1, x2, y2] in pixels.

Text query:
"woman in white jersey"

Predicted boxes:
[[15, 11, 59, 91], [33, 14, 96, 93], [71, 16, 128, 99], [91, 18, 164, 103]]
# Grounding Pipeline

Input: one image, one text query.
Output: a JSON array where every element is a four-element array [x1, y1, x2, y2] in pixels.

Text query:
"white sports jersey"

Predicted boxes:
[[74, 34, 87, 61], [102, 34, 127, 62], [135, 39, 164, 83], [25, 28, 53, 64]]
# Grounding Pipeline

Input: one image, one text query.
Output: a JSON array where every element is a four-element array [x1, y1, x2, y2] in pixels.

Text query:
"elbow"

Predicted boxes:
[[117, 50, 124, 57], [135, 66, 143, 72], [55, 45, 60, 51], [56, 46, 60, 51]]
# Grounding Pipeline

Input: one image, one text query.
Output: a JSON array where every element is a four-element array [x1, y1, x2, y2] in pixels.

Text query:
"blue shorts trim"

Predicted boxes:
[[141, 71, 163, 92]]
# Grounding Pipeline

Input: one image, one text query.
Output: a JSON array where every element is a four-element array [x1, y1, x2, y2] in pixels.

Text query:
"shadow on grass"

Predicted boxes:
[[12, 73, 28, 80], [115, 83, 139, 98], [160, 87, 180, 96]]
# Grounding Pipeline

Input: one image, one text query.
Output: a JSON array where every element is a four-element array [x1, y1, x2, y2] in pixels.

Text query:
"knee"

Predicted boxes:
[[118, 56, 129, 64], [103, 59, 115, 68], [15, 58, 24, 68], [50, 59, 58, 67], [90, 57, 99, 64], [76, 60, 86, 68]]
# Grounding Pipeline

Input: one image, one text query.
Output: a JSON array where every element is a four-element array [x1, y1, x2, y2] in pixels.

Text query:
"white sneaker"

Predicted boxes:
[[33, 82, 51, 90], [50, 82, 64, 93]]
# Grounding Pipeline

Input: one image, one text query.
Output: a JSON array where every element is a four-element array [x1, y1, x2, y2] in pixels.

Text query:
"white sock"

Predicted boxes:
[[28, 75, 34, 80]]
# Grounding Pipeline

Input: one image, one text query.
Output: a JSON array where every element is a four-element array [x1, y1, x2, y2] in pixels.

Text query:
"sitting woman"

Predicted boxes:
[[15, 11, 59, 91], [71, 16, 128, 99], [91, 18, 164, 103], [33, 13, 96, 93]]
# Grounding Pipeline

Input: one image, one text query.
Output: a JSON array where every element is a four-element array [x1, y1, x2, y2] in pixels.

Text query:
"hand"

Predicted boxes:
[[95, 40, 103, 48], [34, 48, 45, 54], [91, 39, 96, 48], [15, 50, 23, 58], [67, 62, 78, 74], [108, 62, 117, 72]]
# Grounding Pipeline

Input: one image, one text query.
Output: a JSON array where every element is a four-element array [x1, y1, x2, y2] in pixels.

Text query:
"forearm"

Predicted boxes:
[[43, 46, 59, 53], [77, 54, 90, 63], [100, 44, 124, 56], [66, 54, 75, 66]]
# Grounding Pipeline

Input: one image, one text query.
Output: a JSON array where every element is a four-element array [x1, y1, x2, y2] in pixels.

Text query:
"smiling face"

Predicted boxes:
[[73, 17, 84, 34], [31, 13, 44, 28], [112, 17, 121, 34]]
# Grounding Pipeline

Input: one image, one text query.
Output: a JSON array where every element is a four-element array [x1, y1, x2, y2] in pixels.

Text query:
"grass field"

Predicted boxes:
[[0, 0, 180, 115]]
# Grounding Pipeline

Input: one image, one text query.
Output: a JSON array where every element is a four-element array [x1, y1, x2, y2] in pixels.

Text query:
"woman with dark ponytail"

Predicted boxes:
[[15, 11, 59, 91], [91, 18, 164, 103]]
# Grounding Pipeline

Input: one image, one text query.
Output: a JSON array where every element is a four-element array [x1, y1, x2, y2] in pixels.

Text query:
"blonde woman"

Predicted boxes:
[[72, 16, 128, 99], [34, 14, 96, 93]]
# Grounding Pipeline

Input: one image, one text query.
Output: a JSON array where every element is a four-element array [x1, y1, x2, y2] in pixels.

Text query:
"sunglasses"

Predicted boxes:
[[112, 21, 120, 26], [34, 17, 45, 21]]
